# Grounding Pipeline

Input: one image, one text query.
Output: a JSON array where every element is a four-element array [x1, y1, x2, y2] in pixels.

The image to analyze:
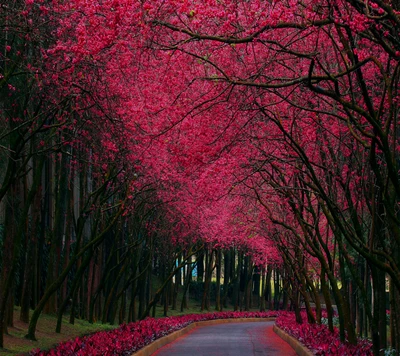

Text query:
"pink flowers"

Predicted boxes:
[[29, 311, 280, 355], [275, 313, 373, 355]]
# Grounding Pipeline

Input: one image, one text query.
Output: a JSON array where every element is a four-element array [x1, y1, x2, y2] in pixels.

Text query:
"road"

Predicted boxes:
[[153, 321, 297, 355]]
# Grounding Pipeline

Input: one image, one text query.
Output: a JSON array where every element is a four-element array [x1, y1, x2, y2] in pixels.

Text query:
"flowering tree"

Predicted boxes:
[[138, 1, 400, 351], [1, 1, 400, 355]]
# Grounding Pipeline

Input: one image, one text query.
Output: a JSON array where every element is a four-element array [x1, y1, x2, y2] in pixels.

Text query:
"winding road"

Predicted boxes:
[[153, 321, 297, 355]]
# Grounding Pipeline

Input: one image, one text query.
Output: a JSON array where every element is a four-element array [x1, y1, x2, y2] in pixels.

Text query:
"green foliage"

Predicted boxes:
[[382, 347, 397, 356], [1, 307, 115, 355], [321, 316, 340, 327]]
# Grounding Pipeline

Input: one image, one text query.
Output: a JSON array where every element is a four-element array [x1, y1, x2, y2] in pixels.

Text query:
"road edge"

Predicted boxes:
[[272, 324, 314, 356]]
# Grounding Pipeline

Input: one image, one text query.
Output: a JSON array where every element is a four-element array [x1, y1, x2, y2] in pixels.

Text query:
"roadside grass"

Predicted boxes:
[[0, 307, 115, 356]]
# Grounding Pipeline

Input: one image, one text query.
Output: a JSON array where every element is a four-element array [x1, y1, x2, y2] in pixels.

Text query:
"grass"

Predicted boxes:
[[0, 307, 115, 356]]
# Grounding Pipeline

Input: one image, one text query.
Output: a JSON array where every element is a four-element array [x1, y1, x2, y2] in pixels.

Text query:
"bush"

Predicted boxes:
[[276, 312, 373, 355]]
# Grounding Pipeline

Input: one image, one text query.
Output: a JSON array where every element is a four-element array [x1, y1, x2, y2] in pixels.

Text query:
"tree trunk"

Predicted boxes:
[[26, 205, 123, 340], [20, 186, 41, 323], [0, 156, 44, 346], [181, 259, 193, 312], [253, 266, 261, 310], [222, 250, 230, 309], [201, 249, 213, 311], [390, 276, 400, 352], [320, 268, 334, 332], [260, 267, 266, 312], [274, 269, 281, 310], [215, 250, 221, 311], [233, 252, 242, 311], [197, 250, 204, 282], [141, 249, 199, 320]]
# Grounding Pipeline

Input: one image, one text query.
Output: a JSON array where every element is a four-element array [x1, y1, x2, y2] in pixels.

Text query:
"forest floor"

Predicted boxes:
[[0, 302, 213, 355], [0, 307, 115, 356]]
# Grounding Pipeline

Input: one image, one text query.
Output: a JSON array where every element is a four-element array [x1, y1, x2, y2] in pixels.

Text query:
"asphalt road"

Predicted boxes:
[[153, 321, 297, 355]]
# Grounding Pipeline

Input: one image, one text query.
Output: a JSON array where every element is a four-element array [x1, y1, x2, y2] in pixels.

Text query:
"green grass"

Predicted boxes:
[[0, 307, 115, 356]]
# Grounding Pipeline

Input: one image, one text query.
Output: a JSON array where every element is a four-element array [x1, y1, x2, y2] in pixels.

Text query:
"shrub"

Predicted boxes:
[[276, 312, 373, 355]]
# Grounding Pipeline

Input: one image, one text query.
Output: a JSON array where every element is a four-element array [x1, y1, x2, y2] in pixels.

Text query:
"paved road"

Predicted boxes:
[[153, 321, 297, 356]]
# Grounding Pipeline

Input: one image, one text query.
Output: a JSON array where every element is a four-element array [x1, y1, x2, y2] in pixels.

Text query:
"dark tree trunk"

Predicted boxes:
[[215, 250, 222, 311], [233, 252, 242, 311], [222, 250, 231, 309], [197, 251, 204, 282], [274, 269, 281, 310], [390, 277, 400, 352], [253, 265, 261, 310], [20, 188, 41, 323], [320, 268, 334, 332], [181, 260, 192, 312], [201, 250, 213, 311]]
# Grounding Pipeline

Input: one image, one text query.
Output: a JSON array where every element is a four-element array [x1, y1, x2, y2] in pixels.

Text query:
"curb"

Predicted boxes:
[[273, 324, 314, 356], [132, 317, 276, 356]]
